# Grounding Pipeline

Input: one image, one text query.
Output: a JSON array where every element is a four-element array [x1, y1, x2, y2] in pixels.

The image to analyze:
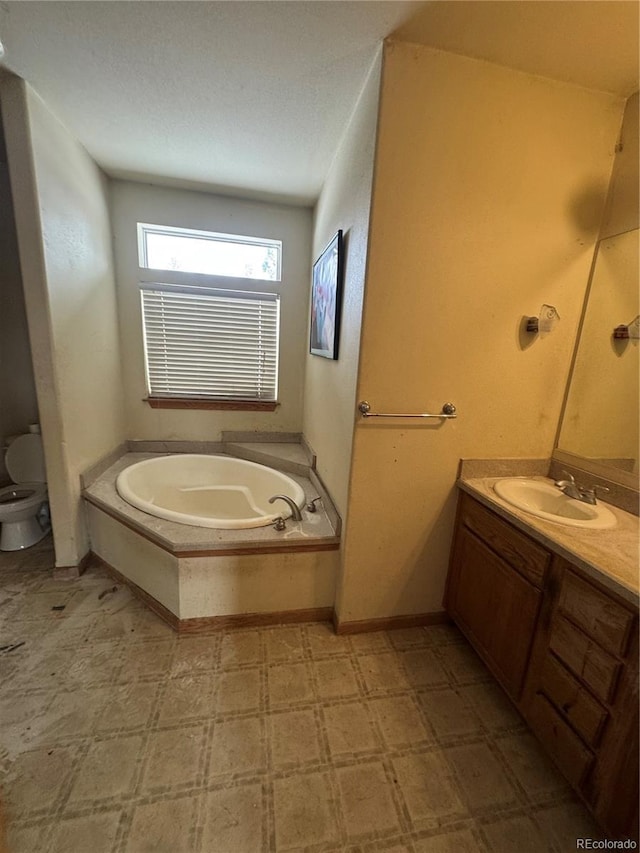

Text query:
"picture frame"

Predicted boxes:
[[309, 230, 344, 359]]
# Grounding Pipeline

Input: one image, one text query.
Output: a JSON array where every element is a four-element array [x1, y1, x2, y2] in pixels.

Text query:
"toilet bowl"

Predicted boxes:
[[0, 433, 49, 551]]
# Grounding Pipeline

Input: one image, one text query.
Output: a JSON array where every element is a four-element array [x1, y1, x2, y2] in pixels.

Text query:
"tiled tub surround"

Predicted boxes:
[[0, 538, 603, 853], [458, 476, 639, 606], [83, 452, 340, 629]]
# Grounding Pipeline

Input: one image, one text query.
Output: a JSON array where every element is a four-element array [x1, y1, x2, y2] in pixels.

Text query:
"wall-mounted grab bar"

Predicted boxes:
[[358, 401, 457, 419]]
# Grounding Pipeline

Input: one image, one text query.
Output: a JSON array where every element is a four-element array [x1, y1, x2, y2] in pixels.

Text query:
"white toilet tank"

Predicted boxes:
[[5, 434, 47, 484]]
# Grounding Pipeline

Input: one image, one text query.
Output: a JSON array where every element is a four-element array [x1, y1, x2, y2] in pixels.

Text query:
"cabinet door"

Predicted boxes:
[[447, 524, 542, 700]]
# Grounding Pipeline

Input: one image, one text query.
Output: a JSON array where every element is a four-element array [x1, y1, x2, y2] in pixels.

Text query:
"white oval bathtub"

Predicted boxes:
[[116, 455, 306, 529]]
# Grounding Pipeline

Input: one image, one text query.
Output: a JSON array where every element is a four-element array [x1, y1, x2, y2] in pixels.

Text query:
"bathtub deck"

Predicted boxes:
[[83, 452, 340, 557]]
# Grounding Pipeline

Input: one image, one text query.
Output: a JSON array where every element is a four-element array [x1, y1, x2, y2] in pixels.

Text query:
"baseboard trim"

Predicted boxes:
[[53, 550, 93, 580], [334, 610, 450, 635], [92, 552, 333, 634]]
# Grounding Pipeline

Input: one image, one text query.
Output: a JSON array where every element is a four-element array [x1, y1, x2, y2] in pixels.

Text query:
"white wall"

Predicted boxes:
[[0, 109, 39, 483], [110, 181, 312, 440], [600, 92, 639, 240], [303, 53, 382, 518], [1, 76, 126, 567], [337, 42, 623, 624]]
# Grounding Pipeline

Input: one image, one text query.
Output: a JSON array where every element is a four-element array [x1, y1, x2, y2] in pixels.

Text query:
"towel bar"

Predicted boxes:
[[358, 401, 457, 419]]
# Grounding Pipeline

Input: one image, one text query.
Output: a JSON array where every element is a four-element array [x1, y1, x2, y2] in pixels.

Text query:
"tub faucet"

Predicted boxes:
[[268, 494, 303, 521]]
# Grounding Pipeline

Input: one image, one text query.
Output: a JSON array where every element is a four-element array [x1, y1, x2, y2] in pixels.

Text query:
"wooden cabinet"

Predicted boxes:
[[446, 494, 544, 700], [446, 492, 639, 841]]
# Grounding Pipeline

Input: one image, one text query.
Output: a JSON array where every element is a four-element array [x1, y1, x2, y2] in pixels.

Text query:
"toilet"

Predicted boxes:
[[0, 433, 49, 551]]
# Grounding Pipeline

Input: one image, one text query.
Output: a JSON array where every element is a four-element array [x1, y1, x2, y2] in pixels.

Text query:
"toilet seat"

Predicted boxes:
[[0, 482, 47, 509]]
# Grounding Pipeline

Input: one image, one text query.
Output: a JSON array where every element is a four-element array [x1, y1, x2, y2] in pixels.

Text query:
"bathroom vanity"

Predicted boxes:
[[445, 481, 639, 840]]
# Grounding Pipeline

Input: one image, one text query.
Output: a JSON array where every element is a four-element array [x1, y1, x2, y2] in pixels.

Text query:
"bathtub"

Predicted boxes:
[[116, 454, 306, 529]]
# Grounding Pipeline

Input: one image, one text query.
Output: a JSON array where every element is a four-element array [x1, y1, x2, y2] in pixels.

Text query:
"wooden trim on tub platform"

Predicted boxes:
[[146, 397, 279, 412], [334, 610, 451, 635], [85, 497, 339, 558], [91, 553, 333, 634], [178, 607, 334, 634]]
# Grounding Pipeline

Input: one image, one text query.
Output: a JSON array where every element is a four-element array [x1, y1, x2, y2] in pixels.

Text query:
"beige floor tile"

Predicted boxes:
[[445, 742, 519, 812], [208, 716, 266, 777], [458, 681, 524, 732], [534, 801, 603, 848], [202, 782, 264, 851], [118, 639, 174, 680], [482, 814, 552, 852], [414, 827, 485, 852], [170, 635, 218, 676], [359, 653, 410, 693], [419, 688, 483, 739], [436, 644, 490, 684], [40, 686, 111, 741], [274, 771, 338, 849], [157, 673, 215, 723], [4, 745, 76, 818], [495, 732, 570, 802], [125, 796, 198, 852], [337, 762, 401, 839], [401, 649, 449, 688], [215, 667, 262, 713], [314, 657, 361, 699], [268, 709, 322, 767], [11, 646, 77, 692], [66, 734, 143, 803], [324, 702, 380, 757], [48, 811, 122, 853], [392, 752, 467, 826], [64, 641, 124, 687], [349, 632, 391, 654], [94, 682, 159, 732], [268, 661, 315, 706], [305, 622, 352, 658], [141, 724, 205, 791], [421, 623, 465, 646], [220, 629, 263, 667], [388, 627, 433, 649], [370, 695, 432, 747], [263, 625, 306, 661], [4, 823, 45, 853]]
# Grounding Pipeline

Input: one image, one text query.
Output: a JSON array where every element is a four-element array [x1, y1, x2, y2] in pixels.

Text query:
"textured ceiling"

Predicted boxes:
[[0, 1, 421, 204], [0, 1, 637, 206]]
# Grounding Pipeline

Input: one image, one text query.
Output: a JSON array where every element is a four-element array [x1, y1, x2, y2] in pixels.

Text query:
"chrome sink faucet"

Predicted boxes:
[[268, 494, 303, 521], [554, 472, 609, 505]]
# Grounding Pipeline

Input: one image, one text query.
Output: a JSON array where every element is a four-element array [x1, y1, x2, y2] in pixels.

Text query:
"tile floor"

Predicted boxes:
[[0, 537, 603, 852]]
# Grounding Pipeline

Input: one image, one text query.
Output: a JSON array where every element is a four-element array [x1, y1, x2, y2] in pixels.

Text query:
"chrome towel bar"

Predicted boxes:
[[358, 401, 457, 419]]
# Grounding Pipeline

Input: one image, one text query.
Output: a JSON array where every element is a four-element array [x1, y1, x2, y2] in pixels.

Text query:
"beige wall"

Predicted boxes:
[[337, 42, 623, 623], [601, 92, 639, 239], [303, 53, 382, 518], [110, 181, 312, 441], [1, 77, 126, 567], [0, 107, 39, 483]]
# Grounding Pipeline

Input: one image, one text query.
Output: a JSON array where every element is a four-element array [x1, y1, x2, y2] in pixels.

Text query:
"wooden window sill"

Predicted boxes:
[[146, 398, 279, 411]]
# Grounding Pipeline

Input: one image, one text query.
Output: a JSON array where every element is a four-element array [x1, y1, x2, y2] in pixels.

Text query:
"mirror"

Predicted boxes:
[[557, 227, 639, 482]]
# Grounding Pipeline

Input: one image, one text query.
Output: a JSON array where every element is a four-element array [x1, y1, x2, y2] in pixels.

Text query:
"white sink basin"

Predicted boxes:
[[493, 478, 617, 529]]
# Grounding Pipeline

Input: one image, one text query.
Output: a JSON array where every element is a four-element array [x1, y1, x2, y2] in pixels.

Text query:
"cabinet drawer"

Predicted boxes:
[[540, 654, 609, 747], [559, 570, 635, 659], [528, 692, 594, 789], [549, 616, 621, 705], [459, 494, 550, 587]]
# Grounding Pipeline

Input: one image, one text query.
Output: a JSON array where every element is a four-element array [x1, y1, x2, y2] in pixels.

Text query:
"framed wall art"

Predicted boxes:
[[309, 230, 344, 359]]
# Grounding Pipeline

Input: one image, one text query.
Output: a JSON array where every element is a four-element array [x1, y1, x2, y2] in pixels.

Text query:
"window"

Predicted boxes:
[[137, 224, 281, 409], [138, 223, 281, 281]]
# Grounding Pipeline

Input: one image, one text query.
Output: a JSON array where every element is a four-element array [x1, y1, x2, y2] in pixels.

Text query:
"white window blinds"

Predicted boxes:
[[140, 285, 279, 401]]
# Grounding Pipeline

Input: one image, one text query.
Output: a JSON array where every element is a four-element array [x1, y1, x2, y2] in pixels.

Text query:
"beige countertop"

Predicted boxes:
[[459, 475, 639, 607]]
